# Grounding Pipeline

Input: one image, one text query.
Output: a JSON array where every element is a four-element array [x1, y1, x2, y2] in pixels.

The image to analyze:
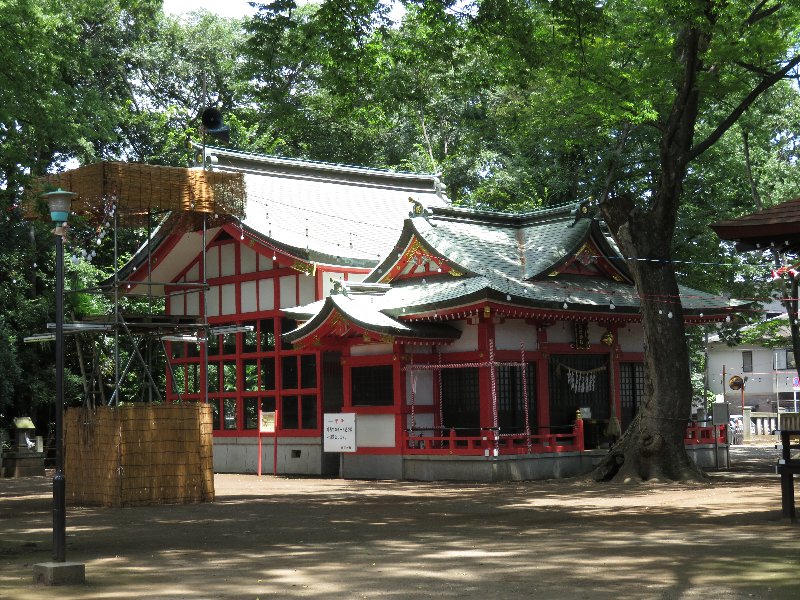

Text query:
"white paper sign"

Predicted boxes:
[[323, 413, 356, 452]]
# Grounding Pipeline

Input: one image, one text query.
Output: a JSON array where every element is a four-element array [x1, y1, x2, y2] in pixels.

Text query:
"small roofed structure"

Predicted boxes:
[[710, 197, 800, 254]]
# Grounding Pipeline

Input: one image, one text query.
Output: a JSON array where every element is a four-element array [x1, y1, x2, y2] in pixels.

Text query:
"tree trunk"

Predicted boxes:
[[592, 254, 706, 482]]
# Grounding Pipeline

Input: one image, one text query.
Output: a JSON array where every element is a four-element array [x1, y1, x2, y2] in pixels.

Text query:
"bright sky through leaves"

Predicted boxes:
[[162, 0, 258, 19]]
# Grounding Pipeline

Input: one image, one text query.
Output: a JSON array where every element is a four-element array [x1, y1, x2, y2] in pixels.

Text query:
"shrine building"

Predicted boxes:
[[124, 146, 736, 481]]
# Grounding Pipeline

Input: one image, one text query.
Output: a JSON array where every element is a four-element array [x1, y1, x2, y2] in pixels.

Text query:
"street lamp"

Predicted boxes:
[[43, 188, 76, 563]]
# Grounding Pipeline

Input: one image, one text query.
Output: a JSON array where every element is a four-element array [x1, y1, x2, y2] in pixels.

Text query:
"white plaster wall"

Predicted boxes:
[[299, 273, 315, 305], [220, 244, 235, 277], [495, 319, 538, 351], [356, 414, 395, 447], [221, 283, 236, 315], [186, 291, 199, 316], [279, 275, 297, 308], [240, 281, 257, 313], [240, 245, 257, 274], [187, 264, 199, 282], [207, 286, 219, 317], [444, 321, 477, 353], [206, 247, 220, 278], [407, 370, 433, 405], [617, 322, 645, 353], [169, 292, 184, 316], [351, 343, 393, 357], [259, 279, 275, 310], [545, 322, 572, 344], [258, 254, 274, 271]]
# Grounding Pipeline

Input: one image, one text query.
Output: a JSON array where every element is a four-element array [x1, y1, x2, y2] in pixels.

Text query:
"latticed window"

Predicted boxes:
[[441, 367, 480, 431], [620, 362, 645, 430], [496, 363, 537, 432], [169, 317, 320, 433], [351, 365, 394, 406]]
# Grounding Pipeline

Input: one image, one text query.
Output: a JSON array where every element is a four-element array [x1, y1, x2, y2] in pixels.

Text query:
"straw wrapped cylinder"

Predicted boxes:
[[64, 404, 214, 507], [25, 161, 245, 225]]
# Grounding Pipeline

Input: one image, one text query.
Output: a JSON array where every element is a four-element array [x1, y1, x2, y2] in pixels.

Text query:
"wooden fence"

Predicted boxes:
[[65, 404, 214, 507]]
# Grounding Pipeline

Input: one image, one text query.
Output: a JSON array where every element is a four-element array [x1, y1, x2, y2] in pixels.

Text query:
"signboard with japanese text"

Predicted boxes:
[[260, 411, 275, 433], [323, 413, 356, 452]]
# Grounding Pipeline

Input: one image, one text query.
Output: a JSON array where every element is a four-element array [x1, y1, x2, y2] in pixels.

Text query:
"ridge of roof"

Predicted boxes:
[[429, 200, 593, 227], [196, 144, 446, 189]]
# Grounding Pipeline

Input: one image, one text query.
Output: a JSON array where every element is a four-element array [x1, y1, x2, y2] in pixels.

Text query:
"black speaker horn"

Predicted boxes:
[[200, 107, 230, 143]]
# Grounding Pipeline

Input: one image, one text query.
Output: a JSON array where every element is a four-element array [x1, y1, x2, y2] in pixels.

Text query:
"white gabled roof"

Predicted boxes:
[[203, 146, 450, 264]]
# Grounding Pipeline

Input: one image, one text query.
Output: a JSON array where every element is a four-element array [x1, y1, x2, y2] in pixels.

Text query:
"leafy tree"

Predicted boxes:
[[0, 0, 161, 433], [501, 0, 800, 481]]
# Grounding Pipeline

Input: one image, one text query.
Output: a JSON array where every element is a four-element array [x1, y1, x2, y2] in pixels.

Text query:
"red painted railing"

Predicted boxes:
[[402, 420, 584, 456], [401, 419, 728, 456]]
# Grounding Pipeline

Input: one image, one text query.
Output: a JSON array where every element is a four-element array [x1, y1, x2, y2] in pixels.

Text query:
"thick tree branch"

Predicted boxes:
[[689, 54, 800, 161], [745, 1, 783, 27], [735, 60, 778, 77]]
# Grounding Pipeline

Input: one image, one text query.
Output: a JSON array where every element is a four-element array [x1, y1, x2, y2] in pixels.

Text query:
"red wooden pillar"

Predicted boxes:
[[394, 341, 405, 451], [341, 347, 352, 410], [477, 309, 496, 432]]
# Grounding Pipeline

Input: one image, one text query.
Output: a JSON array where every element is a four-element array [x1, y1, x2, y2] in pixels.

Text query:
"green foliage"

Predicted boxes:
[[738, 318, 793, 349]]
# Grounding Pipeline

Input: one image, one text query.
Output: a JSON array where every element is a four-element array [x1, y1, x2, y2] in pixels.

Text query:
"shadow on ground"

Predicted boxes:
[[1, 444, 796, 600]]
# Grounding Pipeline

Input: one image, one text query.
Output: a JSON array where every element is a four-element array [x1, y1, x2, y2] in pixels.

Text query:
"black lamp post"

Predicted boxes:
[[43, 188, 76, 563]]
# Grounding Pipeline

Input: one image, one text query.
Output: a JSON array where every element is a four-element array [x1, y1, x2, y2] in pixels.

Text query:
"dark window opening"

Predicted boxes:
[[351, 365, 394, 406], [300, 354, 317, 388], [260, 319, 275, 351], [441, 367, 480, 432], [496, 363, 537, 432], [211, 399, 220, 430], [244, 397, 259, 430], [620, 362, 644, 431], [281, 318, 297, 350], [243, 324, 258, 353], [282, 356, 299, 389], [301, 394, 317, 429], [742, 350, 753, 373], [223, 398, 237, 430], [207, 363, 219, 393], [261, 358, 275, 391], [282, 395, 299, 429], [222, 333, 237, 355]]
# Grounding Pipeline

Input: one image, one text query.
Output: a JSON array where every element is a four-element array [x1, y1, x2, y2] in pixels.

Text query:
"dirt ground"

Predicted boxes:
[[1, 443, 798, 600]]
